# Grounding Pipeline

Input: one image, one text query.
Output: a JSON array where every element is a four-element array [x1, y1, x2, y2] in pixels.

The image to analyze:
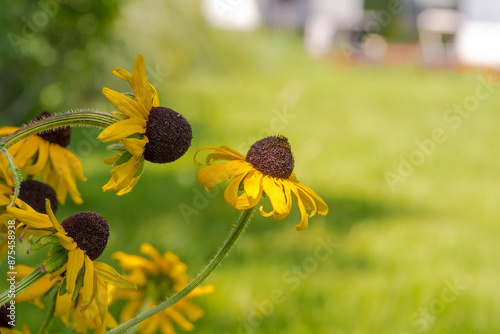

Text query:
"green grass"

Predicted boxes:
[[6, 18, 500, 334]]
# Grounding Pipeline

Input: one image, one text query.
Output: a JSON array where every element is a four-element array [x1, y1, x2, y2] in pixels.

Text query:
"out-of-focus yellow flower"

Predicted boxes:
[[0, 115, 86, 205], [112, 243, 214, 334], [194, 136, 328, 230], [7, 199, 135, 324], [98, 55, 192, 196]]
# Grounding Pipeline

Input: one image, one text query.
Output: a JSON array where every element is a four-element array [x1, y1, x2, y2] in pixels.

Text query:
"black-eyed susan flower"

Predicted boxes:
[[6, 199, 135, 325], [0, 111, 87, 205], [111, 243, 214, 334], [97, 55, 192, 195], [194, 135, 328, 231]]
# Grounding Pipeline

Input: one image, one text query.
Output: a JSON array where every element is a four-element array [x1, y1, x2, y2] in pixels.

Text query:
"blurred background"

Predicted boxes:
[[1, 0, 500, 333]]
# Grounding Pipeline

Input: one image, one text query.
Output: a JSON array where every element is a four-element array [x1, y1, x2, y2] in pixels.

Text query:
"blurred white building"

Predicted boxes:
[[304, 0, 364, 58], [455, 0, 500, 67]]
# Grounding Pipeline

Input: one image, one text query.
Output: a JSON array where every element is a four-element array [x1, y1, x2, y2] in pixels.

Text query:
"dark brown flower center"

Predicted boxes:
[[61, 212, 109, 261], [143, 107, 193, 164], [0, 305, 13, 329], [33, 111, 71, 147], [246, 135, 294, 179], [17, 180, 58, 214]]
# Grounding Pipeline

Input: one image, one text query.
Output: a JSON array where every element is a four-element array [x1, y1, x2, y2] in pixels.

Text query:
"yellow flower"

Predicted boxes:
[[194, 136, 328, 231], [111, 243, 214, 334], [57, 293, 118, 334], [98, 55, 192, 196], [0, 116, 86, 205], [6, 199, 136, 325]]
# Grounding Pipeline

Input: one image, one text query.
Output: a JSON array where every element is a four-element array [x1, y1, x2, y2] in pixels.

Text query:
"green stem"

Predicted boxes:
[[0, 111, 117, 149], [106, 207, 256, 334], [38, 289, 57, 334], [0, 268, 47, 306], [0, 146, 22, 208]]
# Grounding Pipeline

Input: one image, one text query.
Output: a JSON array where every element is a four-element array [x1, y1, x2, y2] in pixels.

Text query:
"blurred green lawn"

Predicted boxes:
[[5, 17, 500, 334]]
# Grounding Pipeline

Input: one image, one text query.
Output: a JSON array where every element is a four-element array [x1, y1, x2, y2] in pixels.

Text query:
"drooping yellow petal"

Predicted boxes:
[[97, 118, 146, 143], [82, 256, 96, 306], [49, 144, 83, 205], [94, 261, 136, 289], [66, 248, 85, 295], [56, 232, 77, 250], [197, 160, 252, 189], [193, 146, 245, 167], [223, 173, 247, 209], [55, 288, 73, 317], [65, 149, 87, 182], [289, 183, 309, 231], [96, 278, 108, 323], [243, 170, 263, 199], [24, 138, 49, 175], [292, 180, 329, 216], [262, 176, 289, 215]]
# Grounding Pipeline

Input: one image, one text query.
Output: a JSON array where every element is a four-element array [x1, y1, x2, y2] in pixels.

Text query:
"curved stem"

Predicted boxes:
[[106, 207, 256, 334], [0, 111, 117, 149], [0, 268, 47, 307], [0, 146, 22, 208], [38, 289, 57, 334]]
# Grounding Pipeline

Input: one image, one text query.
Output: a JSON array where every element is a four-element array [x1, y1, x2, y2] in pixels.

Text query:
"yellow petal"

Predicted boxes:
[[6, 207, 52, 229], [193, 146, 245, 166], [97, 118, 146, 143], [55, 288, 73, 317], [104, 156, 120, 165], [45, 199, 63, 233], [57, 233, 77, 250], [243, 170, 263, 199], [122, 137, 148, 157], [102, 87, 148, 120], [290, 183, 309, 231], [94, 261, 136, 289], [262, 176, 289, 215], [49, 144, 83, 205], [223, 173, 247, 209], [292, 180, 329, 216], [131, 54, 152, 113], [81, 256, 95, 306], [65, 149, 87, 182], [197, 160, 252, 189], [96, 278, 108, 323], [66, 248, 85, 295], [24, 139, 49, 175]]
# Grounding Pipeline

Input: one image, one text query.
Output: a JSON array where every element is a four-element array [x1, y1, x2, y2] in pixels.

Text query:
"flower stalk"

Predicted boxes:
[[0, 111, 117, 149], [106, 207, 256, 334], [0, 111, 117, 207], [38, 289, 57, 334], [0, 268, 47, 307]]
